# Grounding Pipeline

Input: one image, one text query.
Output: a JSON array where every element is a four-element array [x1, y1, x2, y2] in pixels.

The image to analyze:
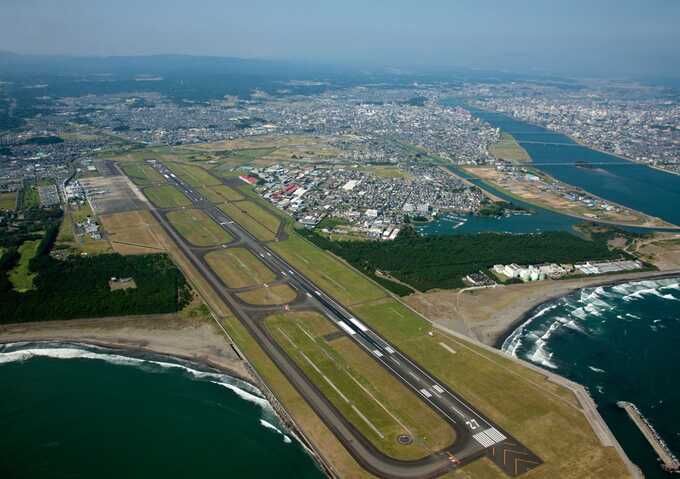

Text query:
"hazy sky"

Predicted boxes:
[[1, 0, 679, 77]]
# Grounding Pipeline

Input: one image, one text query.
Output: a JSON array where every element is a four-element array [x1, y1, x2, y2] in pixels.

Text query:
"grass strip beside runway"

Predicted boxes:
[[166, 209, 232, 247], [205, 247, 276, 289], [265, 311, 455, 461]]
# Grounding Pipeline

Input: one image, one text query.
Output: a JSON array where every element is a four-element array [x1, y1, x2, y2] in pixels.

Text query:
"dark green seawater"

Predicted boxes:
[[0, 343, 324, 479], [502, 278, 680, 478]]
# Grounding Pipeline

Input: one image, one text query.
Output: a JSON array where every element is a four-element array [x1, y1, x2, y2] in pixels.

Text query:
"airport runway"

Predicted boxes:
[[140, 161, 542, 478]]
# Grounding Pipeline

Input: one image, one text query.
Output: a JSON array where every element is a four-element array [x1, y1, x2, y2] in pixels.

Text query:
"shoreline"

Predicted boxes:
[[0, 336, 255, 386], [0, 314, 253, 382], [492, 269, 680, 349]]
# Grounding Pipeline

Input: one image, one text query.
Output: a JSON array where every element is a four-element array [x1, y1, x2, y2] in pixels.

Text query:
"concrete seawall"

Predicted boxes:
[[618, 401, 680, 474]]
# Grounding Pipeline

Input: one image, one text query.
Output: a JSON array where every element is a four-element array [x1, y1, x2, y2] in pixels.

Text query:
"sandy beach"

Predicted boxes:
[[0, 314, 253, 382], [405, 268, 680, 347]]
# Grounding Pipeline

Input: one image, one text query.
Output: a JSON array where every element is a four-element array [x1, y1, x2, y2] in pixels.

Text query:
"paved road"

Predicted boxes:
[[143, 162, 542, 478]]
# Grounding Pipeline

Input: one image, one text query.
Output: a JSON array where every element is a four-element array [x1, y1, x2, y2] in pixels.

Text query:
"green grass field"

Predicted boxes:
[[349, 298, 628, 478], [219, 202, 277, 242], [166, 209, 232, 246], [209, 184, 244, 201], [121, 163, 165, 186], [196, 186, 225, 204], [144, 185, 192, 208], [238, 201, 281, 234], [9, 240, 41, 291], [237, 284, 297, 305], [204, 247, 276, 288], [218, 147, 276, 166], [19, 185, 40, 209], [0, 192, 17, 211], [271, 228, 387, 306], [165, 161, 221, 187], [489, 132, 531, 163], [265, 311, 455, 460]]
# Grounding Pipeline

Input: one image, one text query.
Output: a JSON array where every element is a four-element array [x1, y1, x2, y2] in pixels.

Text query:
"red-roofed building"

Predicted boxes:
[[239, 175, 258, 185]]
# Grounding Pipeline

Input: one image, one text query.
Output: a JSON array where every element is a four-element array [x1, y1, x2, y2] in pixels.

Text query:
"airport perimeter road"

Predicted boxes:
[[143, 161, 542, 478]]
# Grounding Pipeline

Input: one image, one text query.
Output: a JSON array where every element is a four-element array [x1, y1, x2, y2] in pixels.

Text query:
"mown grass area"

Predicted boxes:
[[350, 298, 629, 478], [238, 201, 281, 234], [144, 185, 192, 209], [164, 161, 221, 187], [219, 316, 376, 478], [265, 311, 455, 460], [219, 202, 277, 242], [120, 162, 165, 186], [489, 132, 531, 163], [204, 247, 276, 288], [196, 186, 225, 204], [209, 184, 244, 201], [0, 192, 17, 211], [271, 227, 387, 306], [8, 239, 41, 291], [237, 283, 297, 305], [166, 209, 232, 247]]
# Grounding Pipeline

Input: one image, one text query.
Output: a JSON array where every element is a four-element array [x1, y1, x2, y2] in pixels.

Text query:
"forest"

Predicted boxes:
[[300, 227, 622, 292], [0, 238, 191, 323]]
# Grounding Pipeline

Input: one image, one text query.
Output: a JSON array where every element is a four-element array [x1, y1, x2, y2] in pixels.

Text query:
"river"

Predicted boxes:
[[470, 108, 680, 228]]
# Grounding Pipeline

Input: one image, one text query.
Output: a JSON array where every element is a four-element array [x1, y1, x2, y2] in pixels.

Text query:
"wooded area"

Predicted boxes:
[[300, 227, 621, 292]]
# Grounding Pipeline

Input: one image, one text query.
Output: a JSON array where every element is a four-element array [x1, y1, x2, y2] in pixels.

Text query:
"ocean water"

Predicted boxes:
[[0, 342, 324, 479], [502, 278, 680, 478]]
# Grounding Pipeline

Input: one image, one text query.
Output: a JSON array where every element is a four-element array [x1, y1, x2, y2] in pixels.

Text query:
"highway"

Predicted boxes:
[[143, 161, 542, 478]]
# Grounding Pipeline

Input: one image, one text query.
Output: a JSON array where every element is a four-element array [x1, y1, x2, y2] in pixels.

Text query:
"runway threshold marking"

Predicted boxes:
[[439, 342, 457, 355]]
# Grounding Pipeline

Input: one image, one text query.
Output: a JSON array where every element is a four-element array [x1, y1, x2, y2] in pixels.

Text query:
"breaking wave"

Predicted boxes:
[[0, 341, 268, 406], [501, 277, 680, 372], [260, 419, 293, 444], [0, 341, 301, 446]]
